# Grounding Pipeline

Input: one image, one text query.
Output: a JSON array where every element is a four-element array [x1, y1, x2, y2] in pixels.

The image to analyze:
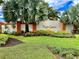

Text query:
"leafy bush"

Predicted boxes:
[[0, 35, 9, 46], [24, 30, 75, 38], [34, 30, 53, 35], [65, 54, 74, 59], [50, 47, 61, 54], [24, 30, 52, 37], [4, 31, 8, 34], [24, 32, 35, 36], [60, 48, 79, 57], [48, 46, 79, 58], [54, 31, 70, 35], [60, 48, 74, 57], [72, 49, 79, 56]]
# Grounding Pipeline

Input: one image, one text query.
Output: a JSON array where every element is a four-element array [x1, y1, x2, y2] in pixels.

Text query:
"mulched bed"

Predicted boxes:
[[0, 38, 23, 47]]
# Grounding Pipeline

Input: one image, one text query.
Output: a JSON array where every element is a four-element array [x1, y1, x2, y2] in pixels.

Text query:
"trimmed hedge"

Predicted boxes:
[[24, 30, 75, 38]]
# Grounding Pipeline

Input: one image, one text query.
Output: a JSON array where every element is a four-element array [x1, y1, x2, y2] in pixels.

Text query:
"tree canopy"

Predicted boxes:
[[3, 0, 49, 23]]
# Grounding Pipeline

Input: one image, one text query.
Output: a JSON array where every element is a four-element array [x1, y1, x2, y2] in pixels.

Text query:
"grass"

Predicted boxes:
[[0, 34, 54, 59], [0, 34, 79, 59], [11, 35, 79, 49], [0, 44, 54, 59]]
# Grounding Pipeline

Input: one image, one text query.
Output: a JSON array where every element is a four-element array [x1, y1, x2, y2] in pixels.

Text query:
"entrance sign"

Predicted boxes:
[[37, 20, 61, 32]]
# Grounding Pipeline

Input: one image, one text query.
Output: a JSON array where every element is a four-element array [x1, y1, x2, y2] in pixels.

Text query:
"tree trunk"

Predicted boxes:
[[73, 24, 77, 33], [25, 24, 29, 32], [32, 23, 37, 32], [61, 22, 66, 32]]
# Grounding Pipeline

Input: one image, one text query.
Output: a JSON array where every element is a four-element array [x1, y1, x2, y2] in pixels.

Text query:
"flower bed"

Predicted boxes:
[[47, 46, 79, 59]]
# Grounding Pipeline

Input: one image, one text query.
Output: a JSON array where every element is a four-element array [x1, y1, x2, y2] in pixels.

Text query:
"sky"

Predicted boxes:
[[45, 0, 79, 11], [0, 5, 5, 22], [0, 0, 79, 22]]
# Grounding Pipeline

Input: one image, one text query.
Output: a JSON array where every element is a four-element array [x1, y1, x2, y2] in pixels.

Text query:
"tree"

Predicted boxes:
[[16, 0, 49, 32], [0, 0, 3, 4], [3, 0, 49, 32], [59, 3, 79, 33], [48, 7, 59, 20], [3, 0, 19, 22], [3, 0, 21, 33], [68, 4, 79, 33]]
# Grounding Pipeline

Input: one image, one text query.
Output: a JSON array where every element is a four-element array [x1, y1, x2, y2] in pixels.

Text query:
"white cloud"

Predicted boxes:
[[73, 0, 79, 4], [45, 0, 79, 5]]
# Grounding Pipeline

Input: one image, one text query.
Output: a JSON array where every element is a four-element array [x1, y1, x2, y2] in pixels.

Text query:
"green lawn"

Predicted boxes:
[[0, 34, 79, 59], [12, 35, 79, 49], [0, 44, 54, 59]]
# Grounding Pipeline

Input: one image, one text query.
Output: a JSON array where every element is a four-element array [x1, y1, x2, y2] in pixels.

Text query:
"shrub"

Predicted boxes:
[[23, 30, 75, 38], [72, 49, 79, 56], [0, 35, 9, 46], [34, 30, 52, 35], [60, 48, 74, 57], [51, 47, 61, 54], [47, 46, 61, 54], [48, 46, 79, 58], [54, 31, 70, 35], [4, 31, 8, 34], [25, 32, 34, 36], [65, 54, 74, 59], [59, 48, 79, 57]]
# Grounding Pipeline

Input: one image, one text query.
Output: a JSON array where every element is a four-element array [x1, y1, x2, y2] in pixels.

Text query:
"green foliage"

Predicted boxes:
[[0, 35, 8, 45], [48, 46, 79, 59], [65, 54, 74, 59], [34, 30, 53, 35], [55, 31, 70, 35], [48, 47, 61, 54], [0, 34, 79, 59], [3, 0, 18, 22], [24, 30, 74, 38], [60, 48, 74, 57], [3, 0, 49, 23], [34, 30, 70, 35], [0, 0, 3, 4], [60, 11, 71, 24], [0, 42, 54, 59]]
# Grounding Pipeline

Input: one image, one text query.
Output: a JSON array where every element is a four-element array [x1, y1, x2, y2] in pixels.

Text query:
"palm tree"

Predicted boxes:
[[3, 0, 20, 33], [59, 10, 71, 31], [59, 4, 79, 33], [28, 1, 49, 32], [27, 0, 49, 32], [3, 0, 18, 22], [48, 7, 59, 20], [68, 4, 79, 33], [3, 0, 49, 33], [0, 0, 3, 4], [17, 0, 49, 32]]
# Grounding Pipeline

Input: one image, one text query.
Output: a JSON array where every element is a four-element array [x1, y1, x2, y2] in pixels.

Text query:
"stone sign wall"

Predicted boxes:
[[37, 20, 61, 32]]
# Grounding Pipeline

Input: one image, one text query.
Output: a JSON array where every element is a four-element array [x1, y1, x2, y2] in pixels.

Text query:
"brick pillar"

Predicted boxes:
[[32, 23, 37, 32], [61, 22, 66, 32], [16, 21, 21, 33]]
